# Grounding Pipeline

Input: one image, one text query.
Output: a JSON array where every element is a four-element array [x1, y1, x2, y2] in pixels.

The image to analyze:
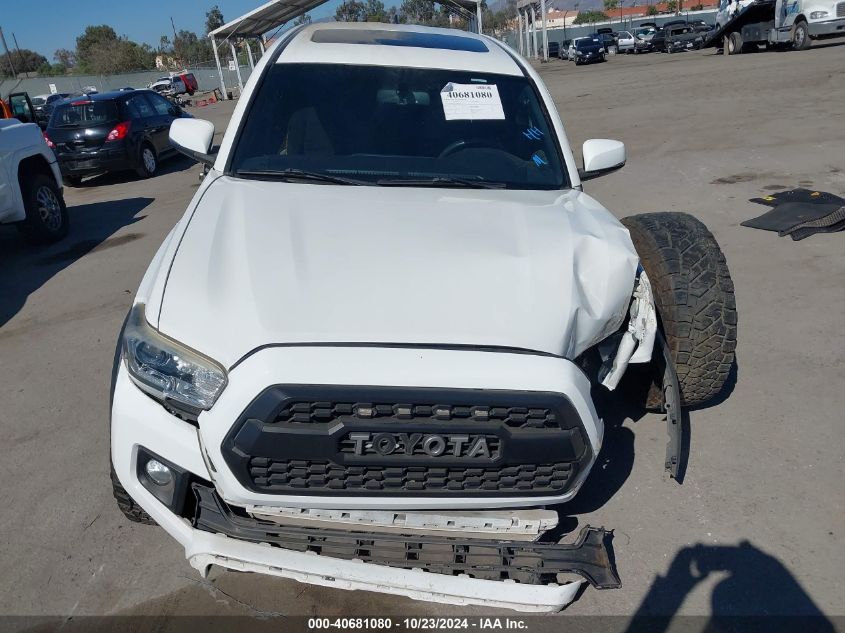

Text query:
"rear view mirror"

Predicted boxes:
[[579, 139, 626, 181], [170, 118, 215, 166]]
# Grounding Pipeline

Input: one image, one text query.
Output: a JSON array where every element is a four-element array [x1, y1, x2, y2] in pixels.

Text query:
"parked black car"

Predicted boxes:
[[650, 27, 668, 51], [32, 93, 71, 128], [573, 37, 606, 65], [664, 24, 705, 52], [44, 89, 190, 186]]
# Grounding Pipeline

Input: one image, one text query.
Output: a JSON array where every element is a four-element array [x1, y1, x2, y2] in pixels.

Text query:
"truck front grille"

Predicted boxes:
[[223, 385, 591, 498], [274, 400, 559, 429], [248, 458, 574, 494], [837, 1, 845, 17]]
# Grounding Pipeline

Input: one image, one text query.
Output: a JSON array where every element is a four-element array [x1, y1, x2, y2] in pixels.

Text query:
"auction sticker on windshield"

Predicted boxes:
[[440, 83, 505, 121]]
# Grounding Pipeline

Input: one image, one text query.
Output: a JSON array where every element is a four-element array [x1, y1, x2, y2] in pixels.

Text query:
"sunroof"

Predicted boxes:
[[311, 29, 489, 53]]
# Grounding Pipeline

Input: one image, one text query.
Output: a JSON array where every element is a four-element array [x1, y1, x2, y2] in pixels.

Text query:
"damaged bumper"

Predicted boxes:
[[187, 483, 620, 612]]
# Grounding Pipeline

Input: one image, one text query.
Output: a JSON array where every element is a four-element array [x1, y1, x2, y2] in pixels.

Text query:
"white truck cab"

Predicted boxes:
[[109, 22, 737, 612], [0, 119, 68, 243], [715, 0, 845, 51]]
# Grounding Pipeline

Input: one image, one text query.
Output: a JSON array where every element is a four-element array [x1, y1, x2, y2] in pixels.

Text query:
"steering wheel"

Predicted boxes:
[[438, 139, 503, 159]]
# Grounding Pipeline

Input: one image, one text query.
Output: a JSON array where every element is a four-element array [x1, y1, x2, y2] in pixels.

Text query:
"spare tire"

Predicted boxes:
[[621, 212, 737, 406]]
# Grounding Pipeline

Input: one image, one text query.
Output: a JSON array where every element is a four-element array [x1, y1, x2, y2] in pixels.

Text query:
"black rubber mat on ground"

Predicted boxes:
[[742, 189, 845, 241]]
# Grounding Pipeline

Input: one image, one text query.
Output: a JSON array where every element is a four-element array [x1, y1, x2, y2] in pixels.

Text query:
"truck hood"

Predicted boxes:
[[158, 177, 638, 368]]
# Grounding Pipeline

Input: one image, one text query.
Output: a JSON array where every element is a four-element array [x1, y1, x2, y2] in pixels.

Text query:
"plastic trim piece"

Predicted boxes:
[[191, 483, 621, 589], [655, 330, 683, 479]]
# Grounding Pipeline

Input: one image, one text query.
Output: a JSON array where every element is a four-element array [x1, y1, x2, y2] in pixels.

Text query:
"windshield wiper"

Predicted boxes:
[[376, 177, 506, 189], [235, 168, 366, 185]]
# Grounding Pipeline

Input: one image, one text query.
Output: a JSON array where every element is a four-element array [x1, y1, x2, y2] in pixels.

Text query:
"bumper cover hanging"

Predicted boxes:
[[191, 483, 621, 590]]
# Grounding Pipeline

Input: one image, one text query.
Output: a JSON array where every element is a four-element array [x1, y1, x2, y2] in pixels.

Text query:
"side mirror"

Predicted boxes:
[[579, 139, 626, 181], [170, 118, 215, 166]]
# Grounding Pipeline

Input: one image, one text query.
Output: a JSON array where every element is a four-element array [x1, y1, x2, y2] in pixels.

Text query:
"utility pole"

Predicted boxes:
[[0, 26, 17, 77], [12, 33, 28, 76], [170, 16, 181, 67]]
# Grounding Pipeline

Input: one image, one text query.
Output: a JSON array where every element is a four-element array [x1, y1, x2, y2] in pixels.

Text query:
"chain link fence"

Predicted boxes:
[[0, 63, 253, 99]]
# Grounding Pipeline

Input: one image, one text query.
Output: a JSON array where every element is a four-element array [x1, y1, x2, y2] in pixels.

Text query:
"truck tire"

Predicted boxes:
[[621, 213, 737, 407], [727, 31, 743, 54], [17, 173, 69, 244], [792, 20, 810, 50], [111, 463, 156, 525]]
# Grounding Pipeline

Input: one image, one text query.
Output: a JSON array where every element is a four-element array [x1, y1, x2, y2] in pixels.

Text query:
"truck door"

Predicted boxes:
[[8, 93, 35, 124], [777, 0, 801, 28]]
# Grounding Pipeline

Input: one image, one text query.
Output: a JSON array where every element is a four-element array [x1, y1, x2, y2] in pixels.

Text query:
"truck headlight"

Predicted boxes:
[[122, 303, 227, 413], [810, 10, 828, 17]]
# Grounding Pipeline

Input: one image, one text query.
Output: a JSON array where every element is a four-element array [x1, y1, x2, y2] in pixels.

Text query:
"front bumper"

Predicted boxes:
[[808, 17, 845, 37], [125, 346, 602, 510], [111, 346, 611, 610]]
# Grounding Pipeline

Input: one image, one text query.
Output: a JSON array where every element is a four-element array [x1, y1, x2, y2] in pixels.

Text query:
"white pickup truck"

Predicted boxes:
[[0, 118, 68, 243]]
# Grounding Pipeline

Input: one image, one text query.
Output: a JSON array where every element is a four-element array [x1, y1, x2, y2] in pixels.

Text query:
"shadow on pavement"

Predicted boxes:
[[626, 541, 836, 632], [67, 153, 197, 188], [559, 388, 645, 517], [0, 197, 153, 328]]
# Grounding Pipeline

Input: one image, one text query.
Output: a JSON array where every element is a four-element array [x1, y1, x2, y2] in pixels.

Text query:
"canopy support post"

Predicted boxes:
[[229, 40, 244, 92], [211, 36, 228, 100]]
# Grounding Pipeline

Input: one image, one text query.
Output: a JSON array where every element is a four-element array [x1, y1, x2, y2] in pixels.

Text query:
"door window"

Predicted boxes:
[[126, 94, 155, 119], [145, 93, 173, 116]]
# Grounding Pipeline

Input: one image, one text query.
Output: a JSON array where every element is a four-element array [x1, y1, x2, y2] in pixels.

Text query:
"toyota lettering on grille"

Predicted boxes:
[[346, 432, 500, 459]]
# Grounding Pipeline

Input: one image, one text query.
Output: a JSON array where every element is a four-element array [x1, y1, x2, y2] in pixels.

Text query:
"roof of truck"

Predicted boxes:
[[277, 23, 524, 77]]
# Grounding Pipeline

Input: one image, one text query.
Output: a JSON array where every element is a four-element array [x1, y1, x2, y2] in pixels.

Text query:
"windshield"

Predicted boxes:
[[50, 101, 118, 128], [230, 63, 568, 190], [576, 39, 600, 49], [32, 97, 47, 106]]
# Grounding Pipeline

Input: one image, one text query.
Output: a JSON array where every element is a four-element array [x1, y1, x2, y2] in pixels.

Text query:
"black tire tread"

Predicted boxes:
[[18, 173, 69, 244], [621, 212, 737, 406], [111, 464, 156, 525]]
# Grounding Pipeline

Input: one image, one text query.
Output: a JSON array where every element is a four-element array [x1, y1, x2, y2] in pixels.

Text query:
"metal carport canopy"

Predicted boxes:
[[209, 0, 330, 39], [207, 0, 484, 98], [208, 0, 333, 98]]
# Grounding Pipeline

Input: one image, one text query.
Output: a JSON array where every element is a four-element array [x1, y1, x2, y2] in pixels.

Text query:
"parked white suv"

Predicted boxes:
[[0, 118, 68, 243], [110, 22, 737, 612]]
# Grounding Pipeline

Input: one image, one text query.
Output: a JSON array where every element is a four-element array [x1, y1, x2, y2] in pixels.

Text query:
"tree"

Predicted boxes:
[[75, 25, 155, 73], [573, 10, 609, 23], [400, 0, 433, 23], [365, 0, 388, 21], [666, 0, 678, 11], [603, 0, 619, 10], [75, 25, 119, 72], [0, 48, 47, 76], [335, 0, 367, 21], [206, 5, 225, 34], [37, 61, 67, 76], [294, 13, 312, 25], [174, 29, 213, 65], [54, 48, 76, 68], [646, 4, 659, 14]]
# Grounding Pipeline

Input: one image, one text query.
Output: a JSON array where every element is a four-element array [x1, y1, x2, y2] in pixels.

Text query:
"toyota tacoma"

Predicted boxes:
[[110, 22, 737, 612]]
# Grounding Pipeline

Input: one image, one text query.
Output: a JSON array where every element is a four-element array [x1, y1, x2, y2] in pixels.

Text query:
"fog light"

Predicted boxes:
[[145, 459, 173, 486]]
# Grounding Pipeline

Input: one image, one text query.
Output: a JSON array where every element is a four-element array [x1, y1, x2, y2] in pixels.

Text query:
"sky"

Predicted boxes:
[[0, 0, 359, 61]]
